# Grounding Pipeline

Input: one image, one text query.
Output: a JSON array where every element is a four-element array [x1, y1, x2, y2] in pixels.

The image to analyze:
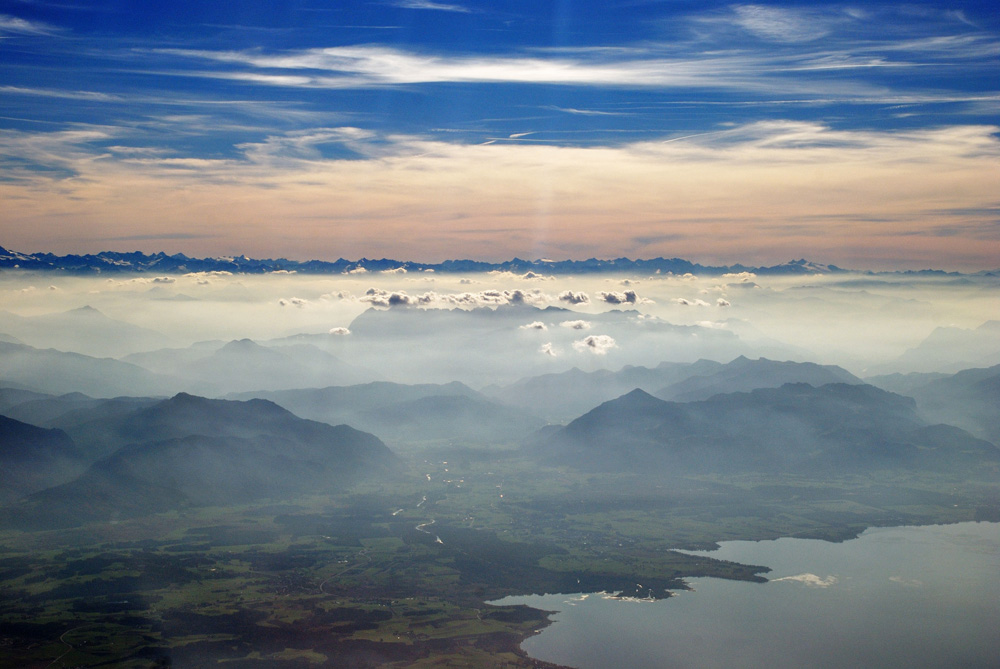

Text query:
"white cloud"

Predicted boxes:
[[361, 288, 416, 307], [560, 320, 592, 330], [558, 290, 590, 305], [717, 298, 731, 307], [722, 272, 757, 281], [520, 321, 548, 331], [345, 266, 368, 274], [489, 270, 554, 281], [573, 334, 617, 355], [329, 326, 351, 335], [598, 289, 649, 305], [381, 267, 407, 274], [674, 298, 711, 306], [278, 297, 309, 307], [358, 287, 546, 309], [105, 276, 178, 287], [540, 342, 558, 356], [184, 271, 233, 278]]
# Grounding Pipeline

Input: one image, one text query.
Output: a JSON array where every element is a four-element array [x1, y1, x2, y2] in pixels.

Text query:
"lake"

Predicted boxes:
[[492, 522, 1000, 668]]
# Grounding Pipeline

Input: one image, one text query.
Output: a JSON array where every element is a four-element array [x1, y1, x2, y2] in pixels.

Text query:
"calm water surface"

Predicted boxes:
[[493, 522, 1000, 668]]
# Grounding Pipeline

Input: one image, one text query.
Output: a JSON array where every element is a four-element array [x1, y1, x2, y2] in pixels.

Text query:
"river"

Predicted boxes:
[[492, 521, 1000, 668]]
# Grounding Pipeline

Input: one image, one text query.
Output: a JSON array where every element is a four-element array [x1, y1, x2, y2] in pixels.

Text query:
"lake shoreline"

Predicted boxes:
[[494, 520, 1000, 669]]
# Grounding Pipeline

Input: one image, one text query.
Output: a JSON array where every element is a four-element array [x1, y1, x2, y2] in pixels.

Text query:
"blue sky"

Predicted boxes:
[[1, 1, 998, 268]]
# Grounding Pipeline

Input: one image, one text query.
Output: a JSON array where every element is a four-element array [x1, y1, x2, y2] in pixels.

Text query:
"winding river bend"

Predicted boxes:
[[493, 522, 1000, 669]]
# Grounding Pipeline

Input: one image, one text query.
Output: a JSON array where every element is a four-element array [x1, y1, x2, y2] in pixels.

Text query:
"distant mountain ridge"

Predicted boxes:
[[654, 356, 862, 402], [0, 305, 172, 358], [0, 245, 837, 275], [124, 338, 383, 394], [230, 381, 546, 447], [486, 357, 860, 422], [7, 245, 985, 276], [0, 340, 180, 397], [533, 383, 1000, 475]]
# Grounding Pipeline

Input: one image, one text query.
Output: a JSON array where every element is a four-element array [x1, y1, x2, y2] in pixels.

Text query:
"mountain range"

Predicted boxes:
[[533, 383, 1000, 475], [3, 356, 998, 528], [7, 245, 994, 277]]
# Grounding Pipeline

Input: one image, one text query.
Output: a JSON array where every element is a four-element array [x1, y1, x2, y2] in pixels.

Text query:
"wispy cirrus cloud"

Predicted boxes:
[[544, 105, 630, 116], [160, 45, 745, 89], [0, 85, 350, 132], [392, 0, 472, 13], [0, 86, 120, 101], [0, 13, 59, 36], [0, 126, 118, 180], [730, 5, 834, 42], [158, 44, 858, 93], [151, 30, 995, 102]]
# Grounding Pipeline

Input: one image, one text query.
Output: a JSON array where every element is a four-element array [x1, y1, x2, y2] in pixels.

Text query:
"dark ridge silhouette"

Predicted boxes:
[[4, 393, 400, 529], [534, 383, 999, 475], [0, 415, 85, 503]]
